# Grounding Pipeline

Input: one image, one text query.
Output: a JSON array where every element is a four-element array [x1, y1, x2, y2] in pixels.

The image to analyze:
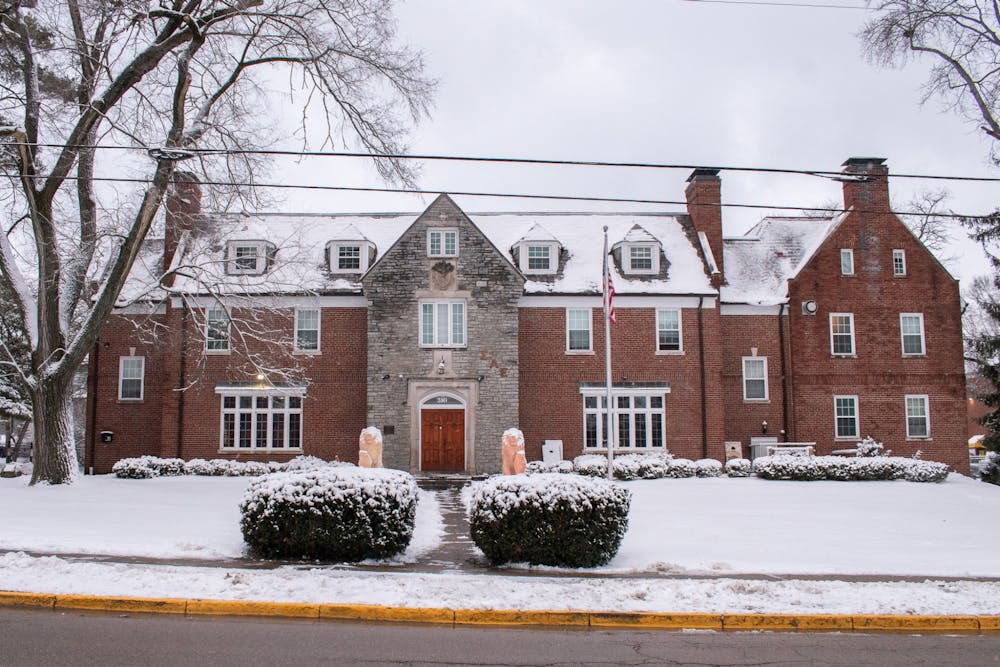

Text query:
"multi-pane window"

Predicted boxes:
[[656, 309, 681, 352], [905, 395, 930, 438], [566, 308, 592, 352], [420, 300, 466, 347], [892, 249, 906, 276], [338, 245, 361, 270], [427, 229, 458, 257], [629, 246, 653, 271], [220, 393, 303, 450], [527, 245, 551, 271], [900, 313, 925, 356], [206, 308, 230, 351], [118, 356, 144, 400], [583, 391, 666, 449], [295, 309, 320, 352], [840, 249, 854, 276], [742, 356, 768, 401], [830, 313, 855, 356], [834, 395, 859, 439], [227, 242, 266, 274]]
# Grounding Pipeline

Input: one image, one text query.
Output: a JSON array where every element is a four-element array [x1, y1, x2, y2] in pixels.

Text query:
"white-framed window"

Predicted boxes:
[[219, 391, 303, 450], [905, 394, 930, 438], [328, 241, 370, 273], [582, 389, 667, 449], [892, 249, 907, 276], [834, 395, 859, 439], [566, 308, 592, 352], [840, 249, 855, 276], [742, 356, 768, 401], [226, 241, 268, 275], [206, 308, 230, 352], [118, 356, 145, 400], [656, 309, 682, 352], [624, 244, 659, 275], [900, 313, 925, 356], [427, 228, 458, 257], [420, 300, 466, 347], [518, 243, 558, 274], [294, 308, 320, 352], [829, 313, 855, 356]]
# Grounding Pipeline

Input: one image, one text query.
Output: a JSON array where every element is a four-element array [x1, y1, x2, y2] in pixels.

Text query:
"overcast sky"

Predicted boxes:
[[262, 0, 998, 286]]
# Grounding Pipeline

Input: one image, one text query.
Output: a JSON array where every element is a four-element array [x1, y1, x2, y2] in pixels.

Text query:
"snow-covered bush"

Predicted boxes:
[[525, 460, 575, 475], [725, 458, 753, 477], [572, 454, 609, 477], [281, 455, 332, 472], [665, 458, 697, 478], [693, 458, 723, 477], [112, 456, 158, 479], [467, 473, 631, 567], [753, 455, 949, 482], [240, 467, 418, 561], [855, 437, 891, 458], [980, 451, 1000, 486]]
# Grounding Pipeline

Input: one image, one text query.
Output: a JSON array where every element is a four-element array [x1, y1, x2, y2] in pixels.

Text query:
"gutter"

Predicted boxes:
[[698, 296, 708, 459]]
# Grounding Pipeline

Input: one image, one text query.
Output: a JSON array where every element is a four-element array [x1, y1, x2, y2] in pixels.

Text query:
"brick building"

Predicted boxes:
[[84, 157, 969, 474]]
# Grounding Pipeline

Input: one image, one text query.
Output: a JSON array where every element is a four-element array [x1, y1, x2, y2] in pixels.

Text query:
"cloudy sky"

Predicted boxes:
[[265, 0, 998, 284]]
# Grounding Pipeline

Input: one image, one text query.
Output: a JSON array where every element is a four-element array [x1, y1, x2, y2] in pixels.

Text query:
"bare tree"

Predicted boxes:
[[862, 0, 1000, 163], [0, 0, 433, 485], [899, 187, 955, 259]]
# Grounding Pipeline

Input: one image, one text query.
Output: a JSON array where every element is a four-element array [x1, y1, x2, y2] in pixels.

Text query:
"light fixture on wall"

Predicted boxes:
[[761, 420, 769, 434], [477, 375, 484, 382], [381, 373, 390, 380], [437, 359, 446, 375]]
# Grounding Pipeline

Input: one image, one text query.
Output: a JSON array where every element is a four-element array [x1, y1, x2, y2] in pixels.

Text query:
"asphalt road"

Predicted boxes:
[[1, 607, 999, 666]]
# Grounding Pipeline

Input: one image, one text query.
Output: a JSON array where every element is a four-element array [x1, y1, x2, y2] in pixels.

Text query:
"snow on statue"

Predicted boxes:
[[501, 428, 526, 475], [358, 427, 384, 468]]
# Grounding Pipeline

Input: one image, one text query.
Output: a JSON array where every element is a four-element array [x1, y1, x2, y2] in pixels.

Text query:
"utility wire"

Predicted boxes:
[[16, 142, 1000, 183], [7, 172, 988, 220], [681, 0, 868, 9]]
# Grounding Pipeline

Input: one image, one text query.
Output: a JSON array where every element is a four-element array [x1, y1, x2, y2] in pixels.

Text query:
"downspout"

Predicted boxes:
[[86, 339, 99, 474], [778, 303, 789, 443], [175, 303, 188, 458], [698, 296, 708, 459]]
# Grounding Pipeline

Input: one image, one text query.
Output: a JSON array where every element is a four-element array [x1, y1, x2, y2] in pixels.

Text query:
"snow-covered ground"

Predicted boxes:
[[1, 472, 998, 615]]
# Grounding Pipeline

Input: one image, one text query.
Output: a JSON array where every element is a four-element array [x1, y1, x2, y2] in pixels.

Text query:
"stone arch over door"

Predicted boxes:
[[408, 380, 478, 473]]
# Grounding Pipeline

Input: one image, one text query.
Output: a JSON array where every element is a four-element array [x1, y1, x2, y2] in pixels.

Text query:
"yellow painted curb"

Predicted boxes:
[[0, 591, 55, 608], [589, 612, 722, 630], [187, 599, 319, 618], [320, 603, 454, 624], [454, 608, 590, 626], [723, 614, 853, 632], [852, 614, 981, 632], [55, 594, 186, 615], [979, 616, 1000, 632]]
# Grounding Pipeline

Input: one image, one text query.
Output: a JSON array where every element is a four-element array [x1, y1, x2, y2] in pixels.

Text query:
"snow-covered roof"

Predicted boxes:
[[721, 214, 842, 306], [131, 209, 715, 298]]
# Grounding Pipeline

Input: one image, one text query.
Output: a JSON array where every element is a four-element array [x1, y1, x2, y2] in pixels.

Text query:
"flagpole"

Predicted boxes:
[[603, 226, 615, 480]]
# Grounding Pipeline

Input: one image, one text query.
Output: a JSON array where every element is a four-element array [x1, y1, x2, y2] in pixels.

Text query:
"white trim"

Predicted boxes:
[[900, 312, 926, 356], [720, 304, 784, 315], [741, 356, 768, 401], [829, 312, 855, 356], [117, 356, 145, 401], [580, 387, 670, 450], [226, 240, 269, 275], [294, 307, 321, 353], [697, 231, 720, 275], [328, 241, 371, 274], [112, 303, 167, 315], [655, 308, 683, 353], [518, 295, 716, 308], [905, 394, 931, 439], [517, 241, 559, 275], [217, 390, 305, 451], [840, 248, 855, 276], [892, 249, 907, 277], [566, 307, 592, 352], [833, 394, 859, 440], [623, 243, 660, 275], [205, 308, 230, 353], [427, 228, 459, 257], [419, 299, 467, 348], [172, 296, 368, 308]]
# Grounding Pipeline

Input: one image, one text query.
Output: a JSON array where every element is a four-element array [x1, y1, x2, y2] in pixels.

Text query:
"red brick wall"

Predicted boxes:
[[518, 304, 724, 462], [87, 304, 368, 473]]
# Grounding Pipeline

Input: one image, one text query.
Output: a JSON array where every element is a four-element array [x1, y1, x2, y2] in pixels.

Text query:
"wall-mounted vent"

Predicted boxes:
[[801, 300, 819, 315]]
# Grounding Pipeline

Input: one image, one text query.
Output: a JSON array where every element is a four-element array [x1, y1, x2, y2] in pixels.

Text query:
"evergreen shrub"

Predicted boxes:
[[468, 473, 631, 567], [693, 458, 723, 477], [980, 452, 1000, 485], [752, 455, 949, 482], [725, 458, 753, 477], [240, 467, 417, 561]]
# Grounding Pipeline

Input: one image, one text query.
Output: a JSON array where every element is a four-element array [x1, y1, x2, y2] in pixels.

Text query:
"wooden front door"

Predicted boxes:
[[421, 409, 465, 472]]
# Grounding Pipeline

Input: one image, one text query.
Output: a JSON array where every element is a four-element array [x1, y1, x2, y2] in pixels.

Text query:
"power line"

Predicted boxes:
[[681, 0, 868, 9], [17, 142, 1000, 183], [6, 172, 988, 219]]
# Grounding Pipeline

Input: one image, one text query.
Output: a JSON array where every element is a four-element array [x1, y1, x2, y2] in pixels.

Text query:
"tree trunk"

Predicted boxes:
[[29, 377, 79, 485]]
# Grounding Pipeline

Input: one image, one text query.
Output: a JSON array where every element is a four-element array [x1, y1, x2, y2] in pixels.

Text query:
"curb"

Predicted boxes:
[[1, 590, 997, 634]]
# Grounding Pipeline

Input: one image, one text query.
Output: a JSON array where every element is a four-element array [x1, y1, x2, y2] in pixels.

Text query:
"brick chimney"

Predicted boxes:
[[841, 157, 889, 214], [685, 168, 724, 285], [163, 171, 202, 280]]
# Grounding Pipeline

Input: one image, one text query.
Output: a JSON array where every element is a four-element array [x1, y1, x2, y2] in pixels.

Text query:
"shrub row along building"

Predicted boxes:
[[84, 158, 969, 474]]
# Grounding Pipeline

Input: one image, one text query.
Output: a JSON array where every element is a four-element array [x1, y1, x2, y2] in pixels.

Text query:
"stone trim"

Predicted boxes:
[[407, 380, 479, 473]]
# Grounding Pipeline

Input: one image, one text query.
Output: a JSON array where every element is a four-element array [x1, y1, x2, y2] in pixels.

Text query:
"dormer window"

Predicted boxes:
[[327, 241, 373, 274], [428, 229, 458, 258], [226, 241, 269, 275], [516, 242, 559, 275], [624, 243, 659, 275]]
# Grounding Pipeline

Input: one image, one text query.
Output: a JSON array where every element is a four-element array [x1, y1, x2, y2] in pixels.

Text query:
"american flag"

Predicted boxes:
[[606, 266, 616, 324]]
